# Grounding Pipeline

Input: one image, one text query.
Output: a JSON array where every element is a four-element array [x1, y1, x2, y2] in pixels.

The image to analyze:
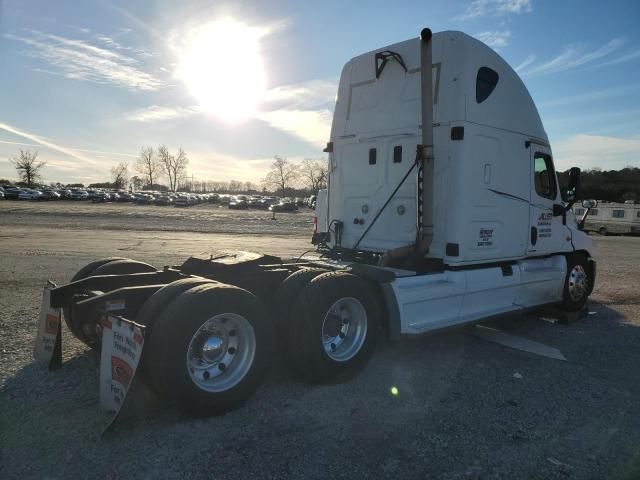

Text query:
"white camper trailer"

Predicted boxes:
[[49, 29, 597, 417], [574, 201, 640, 235]]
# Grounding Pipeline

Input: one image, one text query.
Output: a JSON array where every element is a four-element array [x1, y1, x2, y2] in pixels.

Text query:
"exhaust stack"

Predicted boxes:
[[418, 27, 434, 253]]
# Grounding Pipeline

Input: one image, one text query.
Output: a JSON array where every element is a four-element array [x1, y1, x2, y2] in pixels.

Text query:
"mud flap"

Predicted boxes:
[[99, 314, 146, 434], [34, 282, 62, 371]]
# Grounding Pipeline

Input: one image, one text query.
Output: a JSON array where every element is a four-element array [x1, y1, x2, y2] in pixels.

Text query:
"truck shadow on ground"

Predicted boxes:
[[3, 301, 638, 430]]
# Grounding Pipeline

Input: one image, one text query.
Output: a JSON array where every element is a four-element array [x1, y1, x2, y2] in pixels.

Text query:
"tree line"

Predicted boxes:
[[8, 148, 637, 202], [557, 167, 640, 203]]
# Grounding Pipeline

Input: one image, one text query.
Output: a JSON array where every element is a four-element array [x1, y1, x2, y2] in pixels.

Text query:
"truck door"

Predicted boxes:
[[528, 148, 565, 255]]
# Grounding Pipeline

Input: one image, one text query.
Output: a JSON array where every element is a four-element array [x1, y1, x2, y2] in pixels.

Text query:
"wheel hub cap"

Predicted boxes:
[[568, 265, 588, 302], [321, 297, 367, 362], [186, 313, 255, 392], [201, 336, 225, 363]]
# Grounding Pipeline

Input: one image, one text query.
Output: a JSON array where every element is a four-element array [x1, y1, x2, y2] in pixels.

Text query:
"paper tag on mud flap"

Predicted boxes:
[[99, 314, 145, 431], [33, 283, 62, 370]]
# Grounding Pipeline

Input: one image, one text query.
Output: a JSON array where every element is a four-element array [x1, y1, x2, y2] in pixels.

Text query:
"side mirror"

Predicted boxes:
[[566, 167, 581, 201], [581, 199, 597, 209]]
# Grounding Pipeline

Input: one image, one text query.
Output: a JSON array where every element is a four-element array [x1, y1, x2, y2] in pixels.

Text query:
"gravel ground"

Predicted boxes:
[[1, 202, 640, 479]]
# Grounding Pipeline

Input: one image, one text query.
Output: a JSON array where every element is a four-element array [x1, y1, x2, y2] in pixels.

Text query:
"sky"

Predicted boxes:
[[1, 0, 639, 186]]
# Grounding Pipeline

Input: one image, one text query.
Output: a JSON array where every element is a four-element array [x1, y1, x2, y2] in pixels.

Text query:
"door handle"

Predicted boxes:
[[531, 226, 538, 245]]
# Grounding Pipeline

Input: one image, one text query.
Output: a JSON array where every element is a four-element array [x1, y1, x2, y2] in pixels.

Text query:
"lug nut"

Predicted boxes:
[[339, 332, 345, 339], [229, 330, 236, 337], [331, 343, 336, 350], [228, 347, 236, 354], [219, 363, 227, 371], [203, 371, 210, 379]]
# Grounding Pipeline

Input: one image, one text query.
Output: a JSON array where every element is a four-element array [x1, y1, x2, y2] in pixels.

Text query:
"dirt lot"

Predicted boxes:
[[1, 201, 640, 479]]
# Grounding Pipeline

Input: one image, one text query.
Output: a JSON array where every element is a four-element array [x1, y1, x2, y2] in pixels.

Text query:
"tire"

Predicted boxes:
[[135, 277, 217, 384], [561, 254, 591, 312], [136, 277, 216, 329], [64, 257, 128, 339], [289, 271, 381, 384], [274, 268, 327, 354], [65, 258, 156, 346], [90, 259, 156, 276], [70, 257, 128, 283], [598, 227, 607, 236], [143, 283, 274, 416]]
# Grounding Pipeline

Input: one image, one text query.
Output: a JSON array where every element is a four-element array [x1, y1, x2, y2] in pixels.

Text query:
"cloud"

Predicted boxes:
[[0, 138, 137, 158], [126, 105, 202, 122], [256, 78, 337, 147], [473, 30, 512, 49], [262, 79, 337, 110], [123, 78, 338, 148], [553, 134, 640, 171], [256, 109, 333, 148], [4, 29, 162, 91], [0, 121, 104, 167], [187, 150, 275, 184], [539, 84, 640, 108], [515, 54, 536, 72], [460, 0, 532, 19], [520, 38, 629, 77]]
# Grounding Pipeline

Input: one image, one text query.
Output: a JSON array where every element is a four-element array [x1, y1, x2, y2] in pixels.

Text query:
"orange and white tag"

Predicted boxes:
[[99, 315, 145, 413], [33, 284, 62, 370]]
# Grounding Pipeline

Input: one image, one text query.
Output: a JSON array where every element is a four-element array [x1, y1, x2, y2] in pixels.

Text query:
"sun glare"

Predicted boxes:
[[176, 18, 267, 123]]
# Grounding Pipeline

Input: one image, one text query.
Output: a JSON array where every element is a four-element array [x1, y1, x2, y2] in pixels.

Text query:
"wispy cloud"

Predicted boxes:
[[460, 0, 532, 19], [0, 138, 136, 158], [515, 54, 536, 72], [519, 38, 631, 77], [4, 29, 162, 91], [553, 134, 640, 170], [126, 105, 202, 122], [262, 79, 337, 110], [258, 78, 337, 147], [539, 84, 640, 108], [473, 30, 511, 49], [124, 78, 338, 148], [256, 109, 333, 148], [0, 121, 108, 170]]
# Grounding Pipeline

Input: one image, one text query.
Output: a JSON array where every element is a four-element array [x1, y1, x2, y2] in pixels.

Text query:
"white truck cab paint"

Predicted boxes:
[[318, 29, 596, 335]]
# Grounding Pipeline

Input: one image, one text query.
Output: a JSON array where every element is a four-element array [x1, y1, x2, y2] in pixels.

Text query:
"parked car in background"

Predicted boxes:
[[4, 188, 23, 199], [70, 190, 89, 200], [0, 190, 4, 200], [228, 195, 249, 209], [116, 192, 134, 202], [19, 189, 43, 201], [39, 191, 61, 201], [135, 194, 155, 205], [91, 192, 111, 203], [269, 198, 298, 212], [175, 195, 191, 207], [155, 195, 174, 206]]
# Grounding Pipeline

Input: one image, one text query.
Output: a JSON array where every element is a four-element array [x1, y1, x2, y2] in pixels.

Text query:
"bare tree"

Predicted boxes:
[[110, 162, 129, 189], [228, 179, 243, 192], [10, 150, 46, 187], [136, 146, 160, 188], [300, 158, 328, 192], [130, 176, 144, 191], [158, 145, 189, 192], [262, 156, 299, 196]]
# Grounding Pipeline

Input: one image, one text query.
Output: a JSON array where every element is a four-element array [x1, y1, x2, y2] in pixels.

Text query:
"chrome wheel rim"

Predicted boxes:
[[568, 265, 588, 302], [186, 313, 255, 392], [321, 297, 367, 362]]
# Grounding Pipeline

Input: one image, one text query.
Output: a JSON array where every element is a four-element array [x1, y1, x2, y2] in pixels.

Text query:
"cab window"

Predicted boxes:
[[534, 153, 557, 199]]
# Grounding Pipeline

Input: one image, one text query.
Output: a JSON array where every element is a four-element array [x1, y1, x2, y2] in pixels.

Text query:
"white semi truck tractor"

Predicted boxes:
[[48, 29, 596, 416]]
